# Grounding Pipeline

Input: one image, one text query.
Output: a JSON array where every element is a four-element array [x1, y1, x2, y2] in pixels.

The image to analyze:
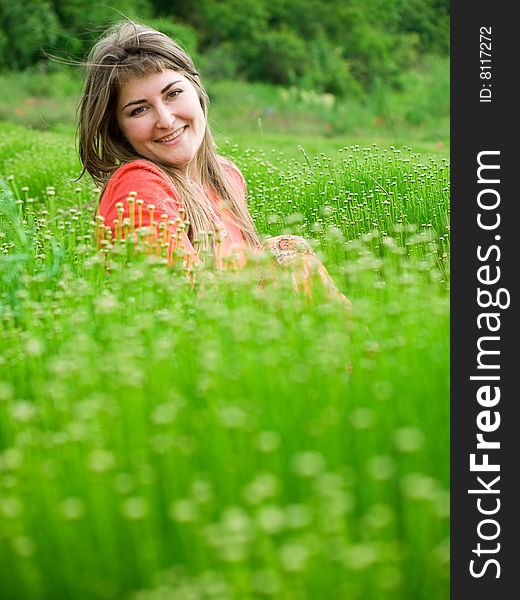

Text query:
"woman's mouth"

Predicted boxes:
[[155, 126, 187, 144]]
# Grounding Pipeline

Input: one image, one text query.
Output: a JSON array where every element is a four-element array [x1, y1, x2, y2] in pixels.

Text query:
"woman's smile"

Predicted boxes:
[[155, 125, 188, 144]]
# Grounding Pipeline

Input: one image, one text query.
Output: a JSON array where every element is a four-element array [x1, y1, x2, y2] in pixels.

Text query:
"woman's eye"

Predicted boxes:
[[130, 106, 146, 117], [167, 90, 181, 100]]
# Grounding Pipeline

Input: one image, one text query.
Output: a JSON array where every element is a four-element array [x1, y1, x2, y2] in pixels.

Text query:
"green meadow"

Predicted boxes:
[[0, 66, 449, 599]]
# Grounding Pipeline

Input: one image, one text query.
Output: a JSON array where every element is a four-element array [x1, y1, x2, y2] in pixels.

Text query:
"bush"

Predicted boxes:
[[198, 42, 242, 81], [392, 54, 450, 126], [299, 32, 362, 97], [0, 0, 60, 70], [244, 26, 308, 86], [47, 0, 152, 61]]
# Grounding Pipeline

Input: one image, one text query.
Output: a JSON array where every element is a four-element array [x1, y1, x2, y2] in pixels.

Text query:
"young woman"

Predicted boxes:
[[78, 20, 351, 308]]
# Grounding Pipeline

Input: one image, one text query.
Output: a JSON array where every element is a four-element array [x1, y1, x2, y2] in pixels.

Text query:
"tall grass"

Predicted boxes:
[[0, 124, 449, 599]]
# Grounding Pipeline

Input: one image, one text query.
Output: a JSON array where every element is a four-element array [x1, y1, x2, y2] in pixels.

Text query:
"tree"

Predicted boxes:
[[0, 0, 60, 70]]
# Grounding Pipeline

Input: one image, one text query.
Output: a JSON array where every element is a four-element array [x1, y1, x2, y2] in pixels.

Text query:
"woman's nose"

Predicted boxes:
[[155, 104, 175, 129]]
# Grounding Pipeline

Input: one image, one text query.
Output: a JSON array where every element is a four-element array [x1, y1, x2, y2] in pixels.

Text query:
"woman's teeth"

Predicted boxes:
[[157, 127, 186, 143]]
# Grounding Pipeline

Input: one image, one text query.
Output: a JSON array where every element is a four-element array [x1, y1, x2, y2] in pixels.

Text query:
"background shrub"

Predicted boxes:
[[0, 0, 450, 96]]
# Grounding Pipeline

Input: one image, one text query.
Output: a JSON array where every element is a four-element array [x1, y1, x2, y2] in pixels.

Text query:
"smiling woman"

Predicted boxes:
[[78, 20, 259, 257], [77, 20, 351, 307]]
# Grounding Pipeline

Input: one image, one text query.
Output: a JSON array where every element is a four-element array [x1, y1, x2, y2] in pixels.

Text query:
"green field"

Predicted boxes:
[[0, 69, 449, 600]]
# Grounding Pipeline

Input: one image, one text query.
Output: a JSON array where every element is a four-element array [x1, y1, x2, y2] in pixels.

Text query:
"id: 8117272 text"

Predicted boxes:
[[480, 26, 492, 103]]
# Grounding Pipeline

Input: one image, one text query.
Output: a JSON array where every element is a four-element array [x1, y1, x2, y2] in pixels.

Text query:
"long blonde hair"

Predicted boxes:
[[77, 20, 260, 251]]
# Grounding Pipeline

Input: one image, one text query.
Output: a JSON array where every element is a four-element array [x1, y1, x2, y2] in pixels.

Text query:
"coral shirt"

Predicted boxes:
[[98, 157, 248, 268]]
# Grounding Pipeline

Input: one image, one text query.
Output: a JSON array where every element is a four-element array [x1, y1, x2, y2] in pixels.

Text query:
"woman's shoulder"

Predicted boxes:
[[216, 155, 246, 193], [103, 159, 177, 198], [100, 159, 180, 216], [217, 155, 242, 174]]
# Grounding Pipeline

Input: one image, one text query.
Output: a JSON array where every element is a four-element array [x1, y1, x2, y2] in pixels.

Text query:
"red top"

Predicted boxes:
[[97, 157, 248, 268]]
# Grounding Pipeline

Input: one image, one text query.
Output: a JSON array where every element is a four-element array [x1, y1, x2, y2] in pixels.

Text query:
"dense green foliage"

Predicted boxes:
[[0, 121, 449, 598], [0, 0, 449, 93]]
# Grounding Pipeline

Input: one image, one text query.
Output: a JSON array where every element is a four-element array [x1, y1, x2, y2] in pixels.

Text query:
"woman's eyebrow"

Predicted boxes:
[[160, 80, 182, 94], [122, 80, 183, 110]]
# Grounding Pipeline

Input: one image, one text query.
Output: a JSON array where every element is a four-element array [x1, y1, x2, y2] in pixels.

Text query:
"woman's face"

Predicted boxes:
[[116, 69, 206, 172]]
